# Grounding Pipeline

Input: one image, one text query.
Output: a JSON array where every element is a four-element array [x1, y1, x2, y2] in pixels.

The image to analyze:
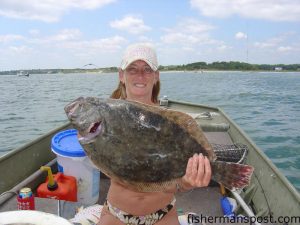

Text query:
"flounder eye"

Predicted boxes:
[[89, 122, 101, 133]]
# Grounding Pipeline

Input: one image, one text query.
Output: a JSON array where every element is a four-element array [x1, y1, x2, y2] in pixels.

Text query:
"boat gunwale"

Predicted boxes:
[[0, 123, 71, 162]]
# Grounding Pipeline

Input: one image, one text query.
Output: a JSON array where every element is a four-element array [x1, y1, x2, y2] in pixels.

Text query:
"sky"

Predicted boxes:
[[0, 0, 300, 70]]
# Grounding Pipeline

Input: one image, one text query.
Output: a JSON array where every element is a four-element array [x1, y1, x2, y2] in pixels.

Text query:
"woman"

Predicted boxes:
[[99, 43, 211, 225]]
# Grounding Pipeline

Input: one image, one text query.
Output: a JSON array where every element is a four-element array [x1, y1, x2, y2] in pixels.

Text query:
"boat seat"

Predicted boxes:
[[204, 131, 233, 145]]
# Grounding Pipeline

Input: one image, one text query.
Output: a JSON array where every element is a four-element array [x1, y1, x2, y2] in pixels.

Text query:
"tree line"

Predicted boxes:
[[1, 61, 299, 75], [159, 61, 300, 71]]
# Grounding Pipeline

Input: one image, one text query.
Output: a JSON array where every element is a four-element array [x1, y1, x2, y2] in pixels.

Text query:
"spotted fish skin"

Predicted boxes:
[[65, 97, 253, 191]]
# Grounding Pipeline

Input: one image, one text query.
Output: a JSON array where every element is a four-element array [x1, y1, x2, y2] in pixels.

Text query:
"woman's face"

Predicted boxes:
[[119, 60, 159, 103]]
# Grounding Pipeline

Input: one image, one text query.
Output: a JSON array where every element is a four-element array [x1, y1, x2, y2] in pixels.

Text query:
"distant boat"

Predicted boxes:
[[18, 72, 29, 77], [274, 67, 283, 71]]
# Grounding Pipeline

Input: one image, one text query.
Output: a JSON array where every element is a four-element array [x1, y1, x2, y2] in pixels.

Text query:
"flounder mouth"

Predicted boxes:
[[78, 121, 102, 144], [89, 121, 101, 133]]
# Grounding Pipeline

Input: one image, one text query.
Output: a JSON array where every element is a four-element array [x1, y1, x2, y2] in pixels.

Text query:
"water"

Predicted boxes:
[[0, 71, 299, 191]]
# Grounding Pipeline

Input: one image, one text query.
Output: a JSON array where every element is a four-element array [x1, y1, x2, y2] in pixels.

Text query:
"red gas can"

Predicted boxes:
[[37, 166, 77, 202]]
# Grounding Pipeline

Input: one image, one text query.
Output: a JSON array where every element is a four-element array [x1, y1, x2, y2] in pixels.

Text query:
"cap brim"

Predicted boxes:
[[120, 57, 158, 71]]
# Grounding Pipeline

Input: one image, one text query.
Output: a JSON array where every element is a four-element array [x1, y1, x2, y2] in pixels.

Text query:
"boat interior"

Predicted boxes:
[[1, 99, 299, 225]]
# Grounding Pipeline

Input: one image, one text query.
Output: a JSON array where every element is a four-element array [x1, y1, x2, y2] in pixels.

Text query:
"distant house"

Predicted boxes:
[[274, 67, 283, 71]]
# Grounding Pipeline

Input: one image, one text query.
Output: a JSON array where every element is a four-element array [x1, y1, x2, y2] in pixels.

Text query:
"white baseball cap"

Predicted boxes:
[[120, 43, 158, 71]]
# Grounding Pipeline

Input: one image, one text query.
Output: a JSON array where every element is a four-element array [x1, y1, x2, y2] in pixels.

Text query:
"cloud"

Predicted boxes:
[[161, 18, 216, 46], [137, 36, 153, 43], [60, 35, 127, 53], [0, 34, 24, 43], [161, 32, 199, 44], [3, 27, 127, 57], [110, 15, 151, 34], [0, 0, 116, 22], [47, 29, 82, 42], [254, 36, 285, 49], [253, 33, 300, 54], [277, 46, 292, 52], [217, 44, 232, 51], [29, 29, 40, 36], [235, 32, 247, 40], [176, 18, 215, 33], [9, 45, 33, 54], [23, 29, 83, 46], [0, 30, 84, 61], [190, 0, 300, 21], [182, 46, 195, 52], [2, 33, 128, 69], [159, 18, 233, 64]]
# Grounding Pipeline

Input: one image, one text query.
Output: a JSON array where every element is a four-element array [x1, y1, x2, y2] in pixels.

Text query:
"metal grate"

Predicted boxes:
[[211, 143, 248, 164]]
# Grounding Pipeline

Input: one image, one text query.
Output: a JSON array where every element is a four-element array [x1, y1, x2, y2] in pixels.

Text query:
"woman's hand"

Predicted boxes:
[[179, 153, 212, 191]]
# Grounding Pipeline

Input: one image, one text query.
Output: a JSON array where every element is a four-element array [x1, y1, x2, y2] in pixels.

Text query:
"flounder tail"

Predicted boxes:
[[211, 161, 254, 190]]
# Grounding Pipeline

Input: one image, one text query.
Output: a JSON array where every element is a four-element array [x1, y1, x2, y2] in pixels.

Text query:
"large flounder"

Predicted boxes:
[[65, 97, 253, 192]]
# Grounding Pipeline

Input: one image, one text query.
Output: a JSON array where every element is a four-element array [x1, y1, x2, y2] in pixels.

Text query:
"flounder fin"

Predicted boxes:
[[211, 161, 254, 190]]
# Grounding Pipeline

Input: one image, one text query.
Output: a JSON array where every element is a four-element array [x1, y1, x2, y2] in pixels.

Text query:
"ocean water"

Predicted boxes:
[[0, 71, 299, 191]]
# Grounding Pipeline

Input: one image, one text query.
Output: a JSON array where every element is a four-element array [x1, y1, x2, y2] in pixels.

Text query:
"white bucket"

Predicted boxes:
[[51, 129, 100, 205]]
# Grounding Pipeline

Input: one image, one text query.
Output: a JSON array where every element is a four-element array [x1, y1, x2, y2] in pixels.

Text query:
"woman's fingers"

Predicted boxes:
[[205, 156, 212, 185], [191, 154, 198, 182], [184, 153, 211, 187], [185, 157, 193, 178], [196, 154, 205, 186], [203, 156, 212, 186]]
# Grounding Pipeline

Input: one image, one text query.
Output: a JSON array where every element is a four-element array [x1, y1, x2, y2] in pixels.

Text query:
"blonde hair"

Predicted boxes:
[[110, 79, 161, 104]]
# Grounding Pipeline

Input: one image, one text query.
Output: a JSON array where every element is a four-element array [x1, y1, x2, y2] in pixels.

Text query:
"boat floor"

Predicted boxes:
[[0, 177, 224, 219]]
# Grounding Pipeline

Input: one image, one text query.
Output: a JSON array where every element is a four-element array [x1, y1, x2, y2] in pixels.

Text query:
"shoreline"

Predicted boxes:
[[159, 69, 300, 73], [1, 70, 300, 76]]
